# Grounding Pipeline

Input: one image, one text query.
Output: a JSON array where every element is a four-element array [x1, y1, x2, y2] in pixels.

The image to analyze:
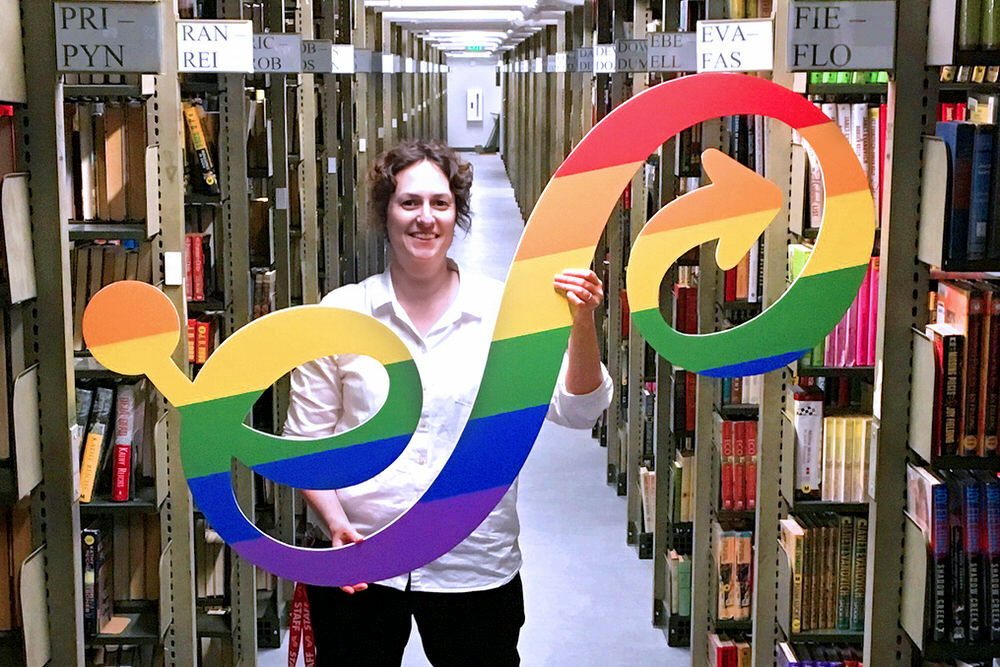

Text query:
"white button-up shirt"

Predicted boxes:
[[282, 261, 613, 592]]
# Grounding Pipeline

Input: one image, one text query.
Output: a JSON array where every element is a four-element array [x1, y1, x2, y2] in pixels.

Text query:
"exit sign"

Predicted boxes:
[[466, 45, 484, 52]]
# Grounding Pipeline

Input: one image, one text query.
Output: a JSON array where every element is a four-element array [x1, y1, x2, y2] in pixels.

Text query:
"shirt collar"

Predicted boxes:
[[370, 258, 489, 323]]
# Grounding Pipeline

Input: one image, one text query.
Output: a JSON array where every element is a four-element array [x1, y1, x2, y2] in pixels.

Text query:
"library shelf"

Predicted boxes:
[[67, 222, 152, 242], [788, 629, 865, 645], [80, 484, 159, 515], [796, 365, 875, 380], [805, 83, 888, 96], [789, 501, 869, 516], [88, 601, 159, 646]]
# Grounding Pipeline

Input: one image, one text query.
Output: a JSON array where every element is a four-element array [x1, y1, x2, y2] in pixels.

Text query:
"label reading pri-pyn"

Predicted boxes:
[[55, 2, 163, 73], [696, 19, 774, 72], [787, 0, 895, 70], [178, 20, 253, 72]]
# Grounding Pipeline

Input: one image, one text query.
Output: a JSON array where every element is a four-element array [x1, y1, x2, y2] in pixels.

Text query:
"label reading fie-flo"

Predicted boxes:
[[787, 1, 895, 70]]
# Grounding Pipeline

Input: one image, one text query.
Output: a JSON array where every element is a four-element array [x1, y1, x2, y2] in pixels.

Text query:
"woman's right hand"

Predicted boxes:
[[329, 520, 368, 594]]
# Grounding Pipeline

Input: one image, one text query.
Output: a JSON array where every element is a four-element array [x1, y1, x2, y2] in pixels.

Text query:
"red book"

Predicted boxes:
[[685, 285, 698, 335], [725, 268, 737, 302], [879, 102, 888, 223], [196, 319, 212, 364], [685, 372, 697, 432], [746, 421, 758, 509], [673, 284, 687, 332], [941, 102, 956, 121], [721, 419, 734, 510], [184, 234, 193, 301], [957, 102, 968, 121], [110, 442, 131, 501], [731, 376, 743, 404], [977, 283, 1000, 456], [620, 288, 629, 337], [733, 421, 747, 510], [855, 263, 872, 365], [191, 232, 205, 301], [187, 318, 196, 363], [868, 257, 879, 364]]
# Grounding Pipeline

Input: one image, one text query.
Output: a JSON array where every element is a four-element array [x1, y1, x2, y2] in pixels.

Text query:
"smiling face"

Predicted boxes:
[[386, 159, 457, 273]]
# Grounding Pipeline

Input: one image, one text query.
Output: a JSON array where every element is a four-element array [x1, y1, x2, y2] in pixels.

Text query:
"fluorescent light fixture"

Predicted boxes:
[[382, 10, 524, 20], [369, 0, 533, 6]]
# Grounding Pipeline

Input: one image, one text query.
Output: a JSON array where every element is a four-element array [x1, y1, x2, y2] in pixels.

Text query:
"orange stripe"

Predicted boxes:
[[799, 121, 872, 198]]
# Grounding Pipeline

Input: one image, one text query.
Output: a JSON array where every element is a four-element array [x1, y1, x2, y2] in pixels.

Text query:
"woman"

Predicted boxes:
[[283, 139, 613, 666]]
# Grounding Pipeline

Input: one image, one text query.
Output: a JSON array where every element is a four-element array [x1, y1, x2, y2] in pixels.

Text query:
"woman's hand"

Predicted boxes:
[[553, 269, 604, 320], [328, 520, 368, 594]]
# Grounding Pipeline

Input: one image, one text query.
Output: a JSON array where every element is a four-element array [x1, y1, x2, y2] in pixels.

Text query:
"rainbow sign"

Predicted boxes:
[[83, 73, 875, 585]]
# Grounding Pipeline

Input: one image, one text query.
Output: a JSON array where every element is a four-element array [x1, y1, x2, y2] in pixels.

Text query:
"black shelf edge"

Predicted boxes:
[[715, 509, 756, 522], [68, 223, 152, 241], [74, 354, 145, 379], [953, 49, 1000, 65], [187, 297, 227, 314], [929, 454, 1000, 472], [940, 81, 1000, 93], [64, 84, 151, 98], [80, 484, 159, 514], [921, 640, 1000, 662], [88, 603, 159, 646], [713, 619, 752, 632], [196, 609, 231, 638], [185, 192, 224, 206], [789, 501, 869, 515], [790, 630, 864, 644], [716, 404, 760, 419], [796, 365, 875, 379], [923, 257, 1000, 273], [805, 83, 888, 95]]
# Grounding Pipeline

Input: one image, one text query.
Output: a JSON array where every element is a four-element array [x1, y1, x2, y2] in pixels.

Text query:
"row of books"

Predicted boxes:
[[954, 0, 1000, 50], [673, 452, 694, 523], [186, 317, 218, 366], [935, 121, 1000, 265], [81, 514, 161, 638], [780, 513, 869, 633], [908, 465, 1000, 644], [789, 248, 880, 369], [74, 380, 155, 504], [672, 369, 696, 453], [666, 549, 692, 618], [0, 505, 31, 631], [804, 98, 886, 230], [713, 521, 753, 621], [194, 516, 227, 599], [71, 244, 154, 351], [720, 374, 762, 407], [182, 100, 220, 197], [806, 71, 888, 87], [793, 387, 872, 503], [672, 282, 698, 335], [928, 280, 1000, 458], [184, 232, 213, 303], [723, 238, 764, 304], [708, 633, 751, 667], [63, 100, 149, 224], [252, 268, 277, 319], [776, 643, 863, 667], [717, 416, 759, 512], [938, 92, 1000, 125], [723, 0, 772, 18]]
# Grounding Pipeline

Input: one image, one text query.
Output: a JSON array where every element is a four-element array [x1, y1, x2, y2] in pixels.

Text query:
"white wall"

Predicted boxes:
[[446, 55, 501, 149]]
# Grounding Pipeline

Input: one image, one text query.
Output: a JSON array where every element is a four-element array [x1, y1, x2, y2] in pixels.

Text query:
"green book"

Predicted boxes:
[[960, 0, 984, 49], [678, 557, 692, 616], [983, 0, 1000, 48]]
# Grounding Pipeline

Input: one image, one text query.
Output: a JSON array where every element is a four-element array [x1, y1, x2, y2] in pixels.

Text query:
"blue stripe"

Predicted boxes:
[[252, 433, 412, 489], [700, 349, 809, 378], [188, 472, 262, 544], [420, 404, 549, 503]]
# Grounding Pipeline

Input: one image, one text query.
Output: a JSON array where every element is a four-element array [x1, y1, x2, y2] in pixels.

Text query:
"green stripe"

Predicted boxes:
[[470, 327, 572, 420], [178, 360, 422, 478], [633, 264, 868, 372]]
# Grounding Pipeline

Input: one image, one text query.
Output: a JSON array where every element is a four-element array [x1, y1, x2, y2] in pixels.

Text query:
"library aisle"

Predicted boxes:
[[259, 153, 685, 665]]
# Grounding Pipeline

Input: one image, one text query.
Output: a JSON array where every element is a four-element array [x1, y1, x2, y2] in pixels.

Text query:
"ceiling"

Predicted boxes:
[[364, 0, 585, 58]]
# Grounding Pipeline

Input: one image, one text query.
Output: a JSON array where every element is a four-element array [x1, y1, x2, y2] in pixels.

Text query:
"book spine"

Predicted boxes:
[[936, 122, 974, 264], [850, 516, 868, 631], [959, 0, 984, 49], [855, 262, 872, 366], [82, 530, 97, 636], [685, 371, 697, 451], [949, 477, 968, 640], [187, 318, 196, 363], [745, 421, 757, 510], [192, 233, 205, 301], [111, 443, 131, 502], [944, 332, 964, 455], [969, 125, 995, 260], [721, 420, 734, 510], [983, 294, 1000, 455], [184, 233, 193, 302], [963, 293, 985, 455], [983, 476, 1000, 640], [931, 480, 950, 642], [733, 421, 746, 511], [791, 531, 803, 633], [837, 515, 854, 630], [965, 477, 984, 642], [182, 103, 221, 195]]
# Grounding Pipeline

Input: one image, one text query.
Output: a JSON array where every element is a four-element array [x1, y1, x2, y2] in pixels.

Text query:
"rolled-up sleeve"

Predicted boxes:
[[546, 352, 614, 429]]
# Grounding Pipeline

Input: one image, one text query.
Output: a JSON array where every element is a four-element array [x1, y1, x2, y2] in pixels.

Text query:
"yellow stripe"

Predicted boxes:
[[799, 189, 876, 278], [493, 247, 599, 341]]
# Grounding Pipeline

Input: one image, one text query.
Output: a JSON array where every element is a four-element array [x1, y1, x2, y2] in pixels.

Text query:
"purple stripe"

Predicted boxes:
[[231, 486, 510, 587]]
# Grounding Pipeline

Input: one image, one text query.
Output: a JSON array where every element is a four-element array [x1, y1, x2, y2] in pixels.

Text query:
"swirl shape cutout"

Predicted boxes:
[[82, 73, 874, 585]]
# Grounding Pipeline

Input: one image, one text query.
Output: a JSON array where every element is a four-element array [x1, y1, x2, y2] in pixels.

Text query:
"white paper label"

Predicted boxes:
[[164, 251, 183, 285], [696, 19, 774, 72], [331, 44, 355, 74], [178, 20, 254, 73]]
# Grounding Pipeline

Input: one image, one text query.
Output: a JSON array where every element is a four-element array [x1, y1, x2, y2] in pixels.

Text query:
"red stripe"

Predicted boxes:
[[557, 73, 829, 177]]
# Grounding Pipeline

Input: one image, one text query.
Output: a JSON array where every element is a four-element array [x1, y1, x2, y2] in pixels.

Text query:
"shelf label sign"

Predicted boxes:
[[178, 20, 253, 72], [355, 49, 372, 73], [331, 45, 355, 74], [566, 49, 579, 73], [787, 1, 895, 70], [577, 48, 594, 73], [302, 40, 333, 73], [253, 33, 302, 73], [696, 19, 774, 72], [594, 44, 616, 73], [55, 2, 163, 73], [648, 32, 698, 72], [615, 39, 649, 73]]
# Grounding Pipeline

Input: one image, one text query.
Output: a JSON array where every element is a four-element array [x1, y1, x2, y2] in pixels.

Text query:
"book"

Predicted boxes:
[[733, 421, 746, 511], [720, 417, 734, 511], [780, 516, 805, 633], [182, 101, 220, 196], [970, 124, 995, 260], [939, 280, 986, 455], [837, 514, 855, 629], [936, 121, 976, 264], [850, 515, 868, 631], [927, 321, 965, 456], [745, 420, 757, 510], [792, 385, 823, 499], [960, 0, 985, 49], [978, 470, 1000, 641], [79, 386, 114, 503]]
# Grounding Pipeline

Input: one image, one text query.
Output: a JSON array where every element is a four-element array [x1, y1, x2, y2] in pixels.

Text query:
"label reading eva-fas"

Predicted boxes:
[[696, 19, 773, 72], [178, 20, 253, 72], [253, 33, 302, 73], [55, 2, 163, 73], [787, 0, 895, 71]]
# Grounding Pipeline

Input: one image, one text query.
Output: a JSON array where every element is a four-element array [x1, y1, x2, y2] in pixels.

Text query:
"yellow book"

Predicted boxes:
[[79, 387, 113, 503]]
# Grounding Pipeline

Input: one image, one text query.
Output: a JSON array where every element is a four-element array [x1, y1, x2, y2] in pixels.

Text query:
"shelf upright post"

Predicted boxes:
[[866, 2, 932, 665], [217, 0, 256, 659], [318, 0, 341, 293], [295, 0, 321, 304], [353, 1, 373, 279], [155, 1, 198, 663], [335, 0, 356, 286], [19, 1, 84, 663], [266, 0, 297, 615], [381, 15, 396, 151]]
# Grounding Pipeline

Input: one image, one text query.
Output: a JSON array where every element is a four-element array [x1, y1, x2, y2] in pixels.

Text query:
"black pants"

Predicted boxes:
[[304, 574, 525, 667]]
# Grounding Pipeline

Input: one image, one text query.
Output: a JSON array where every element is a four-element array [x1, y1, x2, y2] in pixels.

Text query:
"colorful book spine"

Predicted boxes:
[[980, 471, 1000, 641], [963, 471, 984, 642], [734, 421, 746, 511], [935, 121, 976, 264], [931, 476, 950, 642], [721, 419, 734, 510], [969, 124, 995, 260], [746, 420, 757, 510], [837, 514, 854, 630], [849, 516, 868, 631]]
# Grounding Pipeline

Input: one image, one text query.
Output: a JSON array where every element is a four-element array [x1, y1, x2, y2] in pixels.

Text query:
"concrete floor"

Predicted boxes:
[[260, 153, 691, 666]]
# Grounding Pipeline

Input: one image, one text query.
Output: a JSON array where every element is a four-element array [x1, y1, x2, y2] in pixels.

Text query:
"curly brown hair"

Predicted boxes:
[[368, 139, 473, 239]]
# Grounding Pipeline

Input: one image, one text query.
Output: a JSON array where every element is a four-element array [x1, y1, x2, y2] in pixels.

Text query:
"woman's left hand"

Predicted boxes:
[[554, 269, 604, 319]]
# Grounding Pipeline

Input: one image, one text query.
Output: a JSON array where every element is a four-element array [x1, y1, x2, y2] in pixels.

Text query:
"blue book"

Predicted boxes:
[[970, 124, 995, 260], [976, 470, 1000, 641], [931, 474, 950, 642], [937, 121, 977, 264], [961, 470, 984, 642]]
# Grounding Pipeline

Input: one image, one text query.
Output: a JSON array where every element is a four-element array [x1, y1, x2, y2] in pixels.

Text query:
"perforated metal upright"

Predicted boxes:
[[295, 0, 321, 305]]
